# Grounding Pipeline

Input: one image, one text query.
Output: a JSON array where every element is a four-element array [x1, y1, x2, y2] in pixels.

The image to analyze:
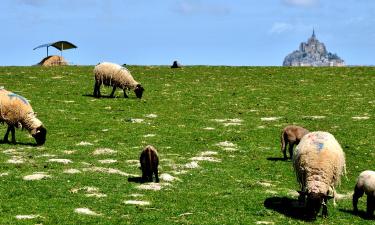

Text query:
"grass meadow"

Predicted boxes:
[[0, 65, 375, 224]]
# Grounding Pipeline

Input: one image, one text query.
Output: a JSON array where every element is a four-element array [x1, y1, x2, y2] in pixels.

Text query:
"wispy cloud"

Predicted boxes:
[[269, 22, 294, 34], [282, 0, 319, 8], [17, 0, 48, 7], [174, 0, 231, 16]]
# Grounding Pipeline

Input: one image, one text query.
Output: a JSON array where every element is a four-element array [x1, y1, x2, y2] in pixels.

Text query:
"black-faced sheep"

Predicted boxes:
[[293, 131, 346, 219], [280, 125, 309, 159], [0, 88, 47, 145], [140, 145, 159, 183], [353, 170, 375, 218], [93, 62, 144, 99]]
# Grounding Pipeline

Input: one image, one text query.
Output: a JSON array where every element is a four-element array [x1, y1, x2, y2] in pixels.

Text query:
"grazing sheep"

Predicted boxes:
[[140, 145, 159, 183], [280, 125, 309, 159], [293, 131, 346, 219], [0, 88, 47, 145], [353, 170, 375, 218], [93, 62, 144, 98]]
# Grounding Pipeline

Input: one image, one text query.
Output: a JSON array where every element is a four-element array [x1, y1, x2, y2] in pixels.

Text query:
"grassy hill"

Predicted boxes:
[[0, 65, 375, 224]]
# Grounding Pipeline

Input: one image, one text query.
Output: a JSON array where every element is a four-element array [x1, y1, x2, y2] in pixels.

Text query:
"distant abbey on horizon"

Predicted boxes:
[[283, 30, 345, 67]]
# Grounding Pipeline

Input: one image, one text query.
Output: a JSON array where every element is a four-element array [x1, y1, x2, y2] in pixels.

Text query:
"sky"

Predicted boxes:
[[0, 0, 374, 66]]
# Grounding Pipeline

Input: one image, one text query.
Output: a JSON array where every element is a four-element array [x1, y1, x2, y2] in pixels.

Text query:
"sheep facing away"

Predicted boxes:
[[353, 170, 375, 218], [280, 125, 309, 159], [0, 88, 47, 145], [93, 62, 144, 99], [139, 145, 159, 183], [293, 131, 346, 219]]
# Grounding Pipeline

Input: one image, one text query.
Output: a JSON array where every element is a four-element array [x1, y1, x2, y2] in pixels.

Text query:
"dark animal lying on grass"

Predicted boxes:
[[353, 170, 375, 218], [140, 145, 159, 183], [280, 125, 309, 159], [0, 88, 46, 145]]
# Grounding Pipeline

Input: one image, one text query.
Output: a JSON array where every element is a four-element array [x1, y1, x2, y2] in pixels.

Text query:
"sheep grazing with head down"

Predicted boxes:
[[140, 145, 159, 183], [280, 125, 309, 159], [353, 170, 375, 218], [293, 131, 346, 220], [93, 62, 144, 99], [0, 88, 47, 145]]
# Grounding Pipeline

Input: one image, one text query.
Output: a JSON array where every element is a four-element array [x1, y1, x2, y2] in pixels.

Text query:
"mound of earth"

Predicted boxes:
[[38, 55, 67, 66]]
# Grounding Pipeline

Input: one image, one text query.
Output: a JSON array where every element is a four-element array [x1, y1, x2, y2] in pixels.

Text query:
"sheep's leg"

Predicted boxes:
[[123, 89, 129, 98], [3, 126, 11, 143], [366, 195, 375, 218], [93, 83, 101, 97], [141, 169, 147, 183], [110, 86, 116, 98], [10, 126, 16, 144], [353, 185, 364, 213], [154, 167, 159, 183], [288, 142, 295, 159]]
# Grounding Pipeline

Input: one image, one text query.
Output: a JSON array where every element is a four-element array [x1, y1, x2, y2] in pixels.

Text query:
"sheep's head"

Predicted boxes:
[[134, 84, 144, 99], [32, 125, 47, 145], [305, 192, 332, 220]]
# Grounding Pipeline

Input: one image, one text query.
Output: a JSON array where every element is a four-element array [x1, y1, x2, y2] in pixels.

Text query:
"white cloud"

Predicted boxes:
[[174, 0, 231, 15], [282, 0, 319, 7], [269, 22, 294, 34]]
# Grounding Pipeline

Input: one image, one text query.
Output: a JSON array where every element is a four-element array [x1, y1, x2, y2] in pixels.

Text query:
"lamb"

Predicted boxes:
[[280, 125, 309, 159], [293, 131, 346, 219], [0, 88, 47, 145], [139, 145, 159, 183], [353, 170, 375, 218], [93, 62, 144, 99]]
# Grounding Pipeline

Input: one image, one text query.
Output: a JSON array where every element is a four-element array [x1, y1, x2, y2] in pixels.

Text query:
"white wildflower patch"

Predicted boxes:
[[145, 114, 158, 118], [23, 172, 51, 181], [71, 186, 107, 198], [63, 150, 76, 155], [0, 172, 9, 177], [83, 167, 137, 177], [256, 221, 274, 225], [212, 118, 243, 126], [336, 192, 353, 200], [287, 189, 299, 197], [124, 200, 151, 206], [352, 116, 370, 120], [129, 193, 144, 197], [93, 148, 117, 155], [200, 151, 218, 156], [102, 129, 109, 132], [64, 100, 75, 103], [216, 141, 236, 148], [137, 182, 170, 191], [63, 169, 81, 174], [36, 153, 57, 158], [203, 127, 215, 130], [184, 161, 199, 169], [261, 117, 282, 121], [47, 158, 72, 164], [74, 208, 101, 216], [302, 115, 326, 119], [76, 141, 93, 146], [190, 156, 221, 162], [159, 173, 180, 182], [98, 159, 117, 164], [257, 181, 273, 187], [7, 156, 24, 164], [15, 214, 41, 220], [143, 134, 156, 137], [129, 118, 144, 123]]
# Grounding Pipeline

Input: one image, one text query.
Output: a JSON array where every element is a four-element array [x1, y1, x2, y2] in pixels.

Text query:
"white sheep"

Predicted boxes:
[[280, 125, 309, 159], [93, 62, 144, 98], [353, 170, 375, 218], [0, 88, 47, 145], [293, 131, 346, 219]]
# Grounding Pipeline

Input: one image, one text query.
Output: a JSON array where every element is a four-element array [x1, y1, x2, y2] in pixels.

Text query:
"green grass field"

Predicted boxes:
[[0, 65, 375, 224]]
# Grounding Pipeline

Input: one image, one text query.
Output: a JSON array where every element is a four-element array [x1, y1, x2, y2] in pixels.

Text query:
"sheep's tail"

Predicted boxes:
[[280, 129, 286, 152]]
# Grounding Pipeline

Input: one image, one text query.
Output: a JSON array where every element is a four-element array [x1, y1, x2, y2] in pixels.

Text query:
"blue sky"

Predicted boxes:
[[1, 0, 374, 66]]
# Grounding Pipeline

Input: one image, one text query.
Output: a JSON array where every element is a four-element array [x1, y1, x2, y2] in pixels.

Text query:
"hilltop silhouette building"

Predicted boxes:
[[283, 30, 345, 66]]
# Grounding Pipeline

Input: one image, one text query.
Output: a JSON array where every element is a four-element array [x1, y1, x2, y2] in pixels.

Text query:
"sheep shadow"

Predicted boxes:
[[82, 94, 116, 99], [127, 176, 143, 184], [264, 196, 309, 221], [339, 209, 375, 220], [266, 157, 289, 162], [0, 140, 37, 146]]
